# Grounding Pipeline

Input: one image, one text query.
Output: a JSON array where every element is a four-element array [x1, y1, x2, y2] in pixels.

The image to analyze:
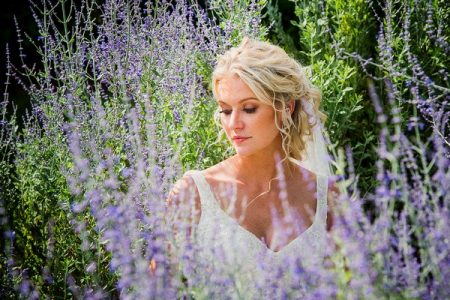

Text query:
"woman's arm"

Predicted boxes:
[[163, 175, 201, 277], [166, 175, 201, 235], [327, 179, 340, 231]]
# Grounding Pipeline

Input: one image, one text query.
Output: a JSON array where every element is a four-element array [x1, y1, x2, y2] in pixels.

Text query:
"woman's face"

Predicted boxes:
[[216, 75, 282, 157]]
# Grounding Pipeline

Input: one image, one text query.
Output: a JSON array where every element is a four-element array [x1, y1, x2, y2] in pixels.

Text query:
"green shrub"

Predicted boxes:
[[282, 0, 379, 192], [6, 118, 117, 297]]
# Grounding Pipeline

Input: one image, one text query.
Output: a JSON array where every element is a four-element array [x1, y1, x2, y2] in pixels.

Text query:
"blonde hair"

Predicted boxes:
[[212, 37, 326, 162]]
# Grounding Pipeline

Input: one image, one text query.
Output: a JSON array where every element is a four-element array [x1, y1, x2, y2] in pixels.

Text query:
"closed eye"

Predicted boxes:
[[219, 109, 232, 115], [243, 108, 257, 114], [219, 107, 257, 115]]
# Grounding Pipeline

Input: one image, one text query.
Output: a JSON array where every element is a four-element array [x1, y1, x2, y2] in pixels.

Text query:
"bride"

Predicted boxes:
[[165, 37, 338, 298]]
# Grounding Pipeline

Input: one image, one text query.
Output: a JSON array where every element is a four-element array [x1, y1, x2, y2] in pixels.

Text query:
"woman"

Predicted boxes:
[[166, 38, 338, 298]]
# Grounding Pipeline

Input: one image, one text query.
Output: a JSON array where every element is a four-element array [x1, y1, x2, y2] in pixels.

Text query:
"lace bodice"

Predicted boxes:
[[184, 170, 329, 299]]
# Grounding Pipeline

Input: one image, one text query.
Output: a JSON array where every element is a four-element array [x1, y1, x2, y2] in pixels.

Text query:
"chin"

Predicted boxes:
[[235, 151, 251, 157], [233, 146, 260, 157]]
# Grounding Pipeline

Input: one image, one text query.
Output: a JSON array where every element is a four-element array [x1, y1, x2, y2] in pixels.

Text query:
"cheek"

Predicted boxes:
[[261, 111, 279, 131], [274, 112, 281, 127]]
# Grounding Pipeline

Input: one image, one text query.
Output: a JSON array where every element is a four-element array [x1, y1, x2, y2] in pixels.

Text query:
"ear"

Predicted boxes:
[[287, 100, 296, 115]]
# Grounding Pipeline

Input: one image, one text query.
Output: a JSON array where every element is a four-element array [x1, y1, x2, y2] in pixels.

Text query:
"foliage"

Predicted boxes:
[[11, 122, 117, 297], [0, 77, 19, 297], [286, 0, 379, 193], [0, 0, 448, 299]]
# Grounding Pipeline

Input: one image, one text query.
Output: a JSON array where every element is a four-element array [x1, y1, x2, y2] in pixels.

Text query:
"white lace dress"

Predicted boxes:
[[183, 170, 329, 299]]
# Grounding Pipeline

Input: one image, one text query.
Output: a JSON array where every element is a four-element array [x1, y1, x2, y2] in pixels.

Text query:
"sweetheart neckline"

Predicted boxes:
[[197, 171, 321, 255]]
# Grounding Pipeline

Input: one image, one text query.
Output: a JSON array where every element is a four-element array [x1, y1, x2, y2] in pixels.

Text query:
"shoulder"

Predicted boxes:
[[166, 160, 231, 205], [166, 171, 200, 210], [292, 164, 317, 185], [202, 159, 234, 185]]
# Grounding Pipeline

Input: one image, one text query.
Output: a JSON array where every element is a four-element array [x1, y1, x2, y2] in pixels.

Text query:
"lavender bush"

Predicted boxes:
[[2, 0, 267, 297], [1, 0, 449, 299]]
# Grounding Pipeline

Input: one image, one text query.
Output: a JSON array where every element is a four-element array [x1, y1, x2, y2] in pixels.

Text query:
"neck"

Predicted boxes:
[[227, 146, 292, 190]]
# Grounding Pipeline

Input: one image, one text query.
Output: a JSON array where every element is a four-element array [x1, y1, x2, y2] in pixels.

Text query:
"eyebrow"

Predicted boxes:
[[218, 97, 259, 105]]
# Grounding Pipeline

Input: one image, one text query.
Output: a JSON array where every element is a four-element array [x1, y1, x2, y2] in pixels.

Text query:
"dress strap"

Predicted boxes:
[[314, 174, 328, 227], [184, 170, 217, 211]]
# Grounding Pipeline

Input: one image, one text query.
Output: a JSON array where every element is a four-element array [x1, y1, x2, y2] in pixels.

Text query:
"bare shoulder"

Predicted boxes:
[[291, 164, 317, 188], [202, 159, 234, 184]]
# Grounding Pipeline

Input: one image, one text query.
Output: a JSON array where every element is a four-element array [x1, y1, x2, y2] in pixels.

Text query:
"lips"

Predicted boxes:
[[232, 136, 250, 143]]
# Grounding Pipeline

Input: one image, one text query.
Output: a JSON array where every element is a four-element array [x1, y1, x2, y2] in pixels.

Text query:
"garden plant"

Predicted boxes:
[[0, 0, 448, 299]]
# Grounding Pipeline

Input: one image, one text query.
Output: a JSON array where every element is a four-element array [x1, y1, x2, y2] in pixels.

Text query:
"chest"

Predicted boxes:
[[208, 181, 319, 251]]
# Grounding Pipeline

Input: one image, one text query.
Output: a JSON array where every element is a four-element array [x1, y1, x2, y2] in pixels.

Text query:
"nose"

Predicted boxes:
[[229, 110, 244, 130]]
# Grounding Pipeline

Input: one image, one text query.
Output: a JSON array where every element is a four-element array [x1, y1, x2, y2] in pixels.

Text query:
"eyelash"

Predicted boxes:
[[219, 108, 257, 115]]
